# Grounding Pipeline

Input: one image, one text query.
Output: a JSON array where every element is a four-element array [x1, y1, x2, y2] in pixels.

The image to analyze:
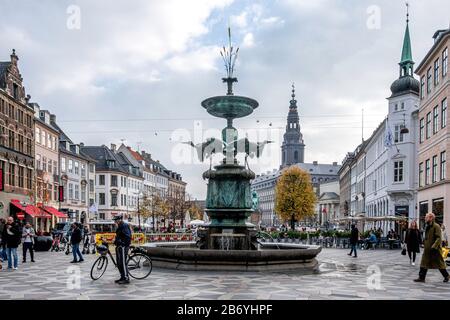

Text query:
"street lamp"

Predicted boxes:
[[138, 191, 143, 232]]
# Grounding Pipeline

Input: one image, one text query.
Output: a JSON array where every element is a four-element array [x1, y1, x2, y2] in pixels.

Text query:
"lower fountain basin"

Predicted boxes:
[[141, 242, 322, 272]]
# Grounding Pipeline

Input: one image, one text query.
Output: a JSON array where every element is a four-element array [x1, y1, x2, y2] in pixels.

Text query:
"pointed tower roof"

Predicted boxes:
[[400, 3, 413, 64]]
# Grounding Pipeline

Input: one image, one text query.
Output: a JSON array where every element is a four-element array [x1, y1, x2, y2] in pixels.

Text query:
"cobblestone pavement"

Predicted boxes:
[[0, 247, 449, 300]]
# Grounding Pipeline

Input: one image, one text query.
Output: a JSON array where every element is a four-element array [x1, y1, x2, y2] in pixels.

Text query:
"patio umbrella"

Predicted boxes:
[[184, 210, 191, 227]]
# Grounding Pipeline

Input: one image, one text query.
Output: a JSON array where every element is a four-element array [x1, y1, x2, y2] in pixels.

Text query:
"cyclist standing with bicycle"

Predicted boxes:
[[113, 215, 131, 284]]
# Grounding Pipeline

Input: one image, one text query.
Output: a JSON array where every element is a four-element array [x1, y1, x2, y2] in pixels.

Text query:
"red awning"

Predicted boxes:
[[43, 206, 68, 218], [11, 199, 26, 211], [11, 200, 51, 218], [24, 206, 51, 218]]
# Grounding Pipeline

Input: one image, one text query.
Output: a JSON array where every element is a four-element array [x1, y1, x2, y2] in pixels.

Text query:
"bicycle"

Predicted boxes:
[[90, 241, 152, 281]]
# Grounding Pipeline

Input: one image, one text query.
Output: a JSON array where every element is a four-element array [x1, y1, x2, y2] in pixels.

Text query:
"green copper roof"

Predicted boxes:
[[400, 21, 413, 64]]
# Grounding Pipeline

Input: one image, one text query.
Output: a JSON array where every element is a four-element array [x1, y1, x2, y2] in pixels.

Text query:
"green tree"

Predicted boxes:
[[274, 166, 316, 230]]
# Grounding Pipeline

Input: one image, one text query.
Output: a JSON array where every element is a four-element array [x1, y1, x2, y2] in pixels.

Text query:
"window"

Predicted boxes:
[[53, 185, 57, 201], [47, 132, 51, 148], [81, 163, 86, 177], [99, 193, 105, 205], [74, 161, 79, 175], [8, 129, 14, 149], [427, 67, 432, 93], [9, 163, 15, 186], [35, 127, 40, 144], [99, 175, 105, 185], [41, 130, 46, 146], [111, 193, 118, 207], [60, 157, 65, 172], [425, 159, 431, 185], [81, 185, 86, 203], [434, 58, 440, 86], [442, 98, 448, 129], [74, 184, 79, 200], [419, 162, 424, 187], [433, 106, 439, 134], [443, 47, 448, 77], [419, 118, 424, 143], [42, 156, 47, 172], [441, 151, 446, 180], [53, 161, 58, 175], [68, 183, 74, 199], [426, 112, 432, 139], [18, 166, 24, 188], [35, 154, 41, 170], [68, 159, 73, 173], [432, 155, 438, 183], [48, 159, 52, 173], [89, 163, 94, 173], [26, 168, 32, 189], [111, 175, 118, 187], [394, 124, 404, 143], [89, 179, 94, 192], [394, 161, 403, 182]]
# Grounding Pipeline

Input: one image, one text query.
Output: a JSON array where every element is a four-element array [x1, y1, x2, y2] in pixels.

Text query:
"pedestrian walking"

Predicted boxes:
[[70, 223, 84, 263], [22, 222, 36, 263], [0, 218, 7, 262], [414, 213, 449, 283], [113, 215, 132, 284], [405, 220, 422, 266], [1, 217, 21, 270], [348, 224, 359, 258]]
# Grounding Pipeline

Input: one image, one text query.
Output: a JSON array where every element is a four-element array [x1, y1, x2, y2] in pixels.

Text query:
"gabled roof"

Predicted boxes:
[[319, 192, 339, 201], [127, 147, 143, 161]]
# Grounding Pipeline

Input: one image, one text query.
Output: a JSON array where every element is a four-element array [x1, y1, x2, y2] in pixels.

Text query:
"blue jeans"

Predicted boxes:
[[349, 244, 357, 257], [6, 248, 18, 268], [72, 243, 83, 261]]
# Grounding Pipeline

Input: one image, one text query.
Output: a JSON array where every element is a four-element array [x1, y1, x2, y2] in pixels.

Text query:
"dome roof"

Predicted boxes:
[[390, 75, 420, 97]]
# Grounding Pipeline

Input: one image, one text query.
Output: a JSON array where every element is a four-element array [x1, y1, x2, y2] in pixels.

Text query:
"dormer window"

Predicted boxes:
[[13, 83, 19, 99], [107, 160, 115, 168]]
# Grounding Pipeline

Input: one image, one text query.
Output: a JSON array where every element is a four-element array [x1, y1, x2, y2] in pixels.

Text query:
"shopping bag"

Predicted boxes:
[[401, 243, 406, 255], [442, 247, 449, 260]]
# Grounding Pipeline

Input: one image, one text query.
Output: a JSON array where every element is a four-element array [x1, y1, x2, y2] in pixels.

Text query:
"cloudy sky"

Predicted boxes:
[[1, 0, 449, 199]]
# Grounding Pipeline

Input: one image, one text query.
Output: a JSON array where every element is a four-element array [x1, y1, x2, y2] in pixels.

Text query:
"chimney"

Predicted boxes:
[[10, 49, 18, 66], [313, 161, 318, 165], [50, 114, 56, 123], [111, 143, 116, 152], [80, 142, 84, 147], [333, 162, 337, 166]]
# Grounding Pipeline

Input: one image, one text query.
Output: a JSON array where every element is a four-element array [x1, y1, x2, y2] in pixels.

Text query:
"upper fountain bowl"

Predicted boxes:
[[201, 95, 259, 119]]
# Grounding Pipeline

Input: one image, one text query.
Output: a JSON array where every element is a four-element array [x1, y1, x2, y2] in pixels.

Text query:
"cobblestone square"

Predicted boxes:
[[1, 248, 449, 300]]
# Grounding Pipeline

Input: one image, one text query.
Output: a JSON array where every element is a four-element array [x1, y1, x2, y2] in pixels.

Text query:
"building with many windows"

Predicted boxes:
[[251, 87, 340, 227], [82, 144, 143, 221], [340, 14, 421, 234], [0, 50, 35, 220], [51, 118, 95, 223], [416, 27, 449, 232]]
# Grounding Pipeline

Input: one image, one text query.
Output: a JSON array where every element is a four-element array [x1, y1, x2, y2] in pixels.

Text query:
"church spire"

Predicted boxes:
[[399, 2, 414, 77], [290, 83, 297, 108]]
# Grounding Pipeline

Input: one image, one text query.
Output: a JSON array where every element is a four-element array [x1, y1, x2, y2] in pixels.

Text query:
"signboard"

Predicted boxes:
[[395, 205, 409, 216], [58, 186, 64, 202], [0, 168, 3, 191], [95, 232, 145, 245]]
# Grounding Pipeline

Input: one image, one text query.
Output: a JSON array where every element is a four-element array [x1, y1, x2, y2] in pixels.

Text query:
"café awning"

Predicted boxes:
[[10, 200, 51, 218], [43, 206, 68, 218]]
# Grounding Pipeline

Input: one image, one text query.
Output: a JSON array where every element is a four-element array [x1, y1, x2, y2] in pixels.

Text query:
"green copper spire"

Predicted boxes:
[[399, 3, 414, 77]]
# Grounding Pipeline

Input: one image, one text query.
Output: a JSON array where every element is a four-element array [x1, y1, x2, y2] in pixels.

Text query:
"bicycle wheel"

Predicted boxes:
[[127, 253, 152, 279], [90, 256, 108, 280]]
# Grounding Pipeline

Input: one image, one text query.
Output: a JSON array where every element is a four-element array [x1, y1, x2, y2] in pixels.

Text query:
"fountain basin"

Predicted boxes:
[[201, 95, 259, 119], [141, 242, 322, 272]]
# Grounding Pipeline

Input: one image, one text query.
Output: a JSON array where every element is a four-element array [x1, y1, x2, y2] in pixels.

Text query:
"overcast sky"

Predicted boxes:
[[1, 0, 449, 199]]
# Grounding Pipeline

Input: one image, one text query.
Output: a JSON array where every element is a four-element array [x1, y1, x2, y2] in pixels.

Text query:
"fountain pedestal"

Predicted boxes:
[[199, 163, 257, 250]]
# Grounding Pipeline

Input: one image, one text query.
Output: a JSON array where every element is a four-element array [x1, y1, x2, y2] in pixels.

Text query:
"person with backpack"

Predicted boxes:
[[70, 223, 84, 263], [1, 216, 21, 270]]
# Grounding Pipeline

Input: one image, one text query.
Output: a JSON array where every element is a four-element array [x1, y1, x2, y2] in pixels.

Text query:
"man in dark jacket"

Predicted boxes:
[[70, 223, 84, 263], [2, 216, 21, 269], [113, 215, 132, 284], [414, 213, 449, 283], [348, 224, 359, 258]]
